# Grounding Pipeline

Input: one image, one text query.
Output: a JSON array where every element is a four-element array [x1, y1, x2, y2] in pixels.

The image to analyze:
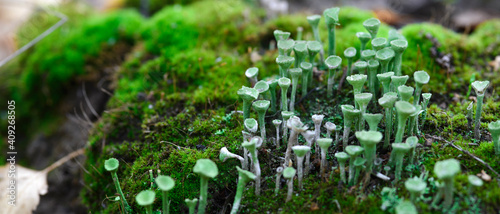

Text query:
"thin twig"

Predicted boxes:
[[427, 135, 500, 178], [43, 147, 85, 174], [82, 83, 100, 119], [160, 141, 189, 150]]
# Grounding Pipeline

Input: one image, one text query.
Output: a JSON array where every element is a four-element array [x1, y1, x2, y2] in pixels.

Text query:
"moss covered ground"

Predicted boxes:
[[1, 0, 500, 213]]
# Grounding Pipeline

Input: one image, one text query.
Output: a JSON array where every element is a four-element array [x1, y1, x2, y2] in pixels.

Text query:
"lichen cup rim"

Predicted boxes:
[[346, 74, 368, 83], [278, 77, 291, 87], [341, 104, 361, 119], [354, 92, 373, 105], [433, 159, 461, 180], [368, 59, 379, 68], [378, 92, 398, 107], [395, 200, 417, 214], [335, 151, 349, 160], [354, 61, 368, 69], [391, 143, 411, 152], [294, 42, 307, 53], [292, 145, 311, 157], [404, 177, 426, 193], [135, 190, 155, 206], [471, 80, 490, 94], [345, 145, 365, 156], [307, 14, 321, 25], [104, 158, 119, 172], [317, 138, 333, 150], [283, 167, 296, 179], [371, 37, 387, 47], [300, 62, 313, 70], [323, 7, 340, 25], [324, 122, 336, 131], [391, 75, 409, 82], [236, 166, 257, 181], [287, 116, 309, 132], [245, 67, 258, 78], [254, 80, 269, 93], [405, 136, 418, 147], [488, 120, 500, 132], [273, 30, 291, 41], [289, 68, 302, 77], [414, 70, 430, 85], [244, 118, 258, 132], [307, 41, 322, 51], [276, 55, 295, 65], [377, 71, 395, 80], [325, 55, 342, 69], [355, 130, 383, 146], [361, 49, 376, 59], [363, 113, 383, 123], [281, 111, 294, 119], [237, 86, 259, 100], [422, 93, 432, 100], [356, 32, 371, 41], [252, 100, 270, 110], [468, 174, 483, 187], [344, 47, 357, 58], [363, 18, 381, 29], [272, 119, 282, 125], [376, 48, 395, 61], [193, 159, 219, 179], [390, 39, 408, 53], [155, 175, 175, 191], [398, 85, 414, 95], [395, 101, 417, 116], [277, 40, 295, 50]]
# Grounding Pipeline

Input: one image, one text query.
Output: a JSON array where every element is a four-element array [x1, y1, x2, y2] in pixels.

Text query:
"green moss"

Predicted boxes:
[[74, 4, 500, 213], [141, 0, 263, 56], [469, 19, 500, 56], [124, 0, 203, 15]]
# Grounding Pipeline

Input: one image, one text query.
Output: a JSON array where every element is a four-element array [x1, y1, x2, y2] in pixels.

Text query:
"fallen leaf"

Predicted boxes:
[[0, 148, 84, 214], [477, 170, 491, 182], [250, 51, 262, 63], [0, 165, 48, 214], [310, 202, 319, 211], [489, 56, 500, 72]]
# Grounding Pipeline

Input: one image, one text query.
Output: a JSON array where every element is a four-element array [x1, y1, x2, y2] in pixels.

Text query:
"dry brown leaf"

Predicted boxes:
[[0, 148, 84, 214], [477, 170, 492, 182]]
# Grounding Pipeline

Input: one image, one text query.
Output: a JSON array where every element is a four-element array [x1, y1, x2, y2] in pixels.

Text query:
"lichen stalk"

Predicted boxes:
[[474, 94, 484, 140], [198, 178, 209, 214], [296, 156, 305, 189], [320, 149, 327, 180], [286, 176, 294, 202], [327, 69, 335, 98], [275, 167, 284, 195], [162, 191, 169, 214], [327, 26, 336, 56], [393, 52, 403, 76], [395, 113, 409, 144], [111, 172, 131, 213], [242, 101, 251, 121], [342, 124, 351, 149], [339, 162, 346, 184], [384, 109, 393, 148]]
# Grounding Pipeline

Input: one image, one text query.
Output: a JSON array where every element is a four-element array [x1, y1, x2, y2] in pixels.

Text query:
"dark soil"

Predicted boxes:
[[32, 41, 133, 214]]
